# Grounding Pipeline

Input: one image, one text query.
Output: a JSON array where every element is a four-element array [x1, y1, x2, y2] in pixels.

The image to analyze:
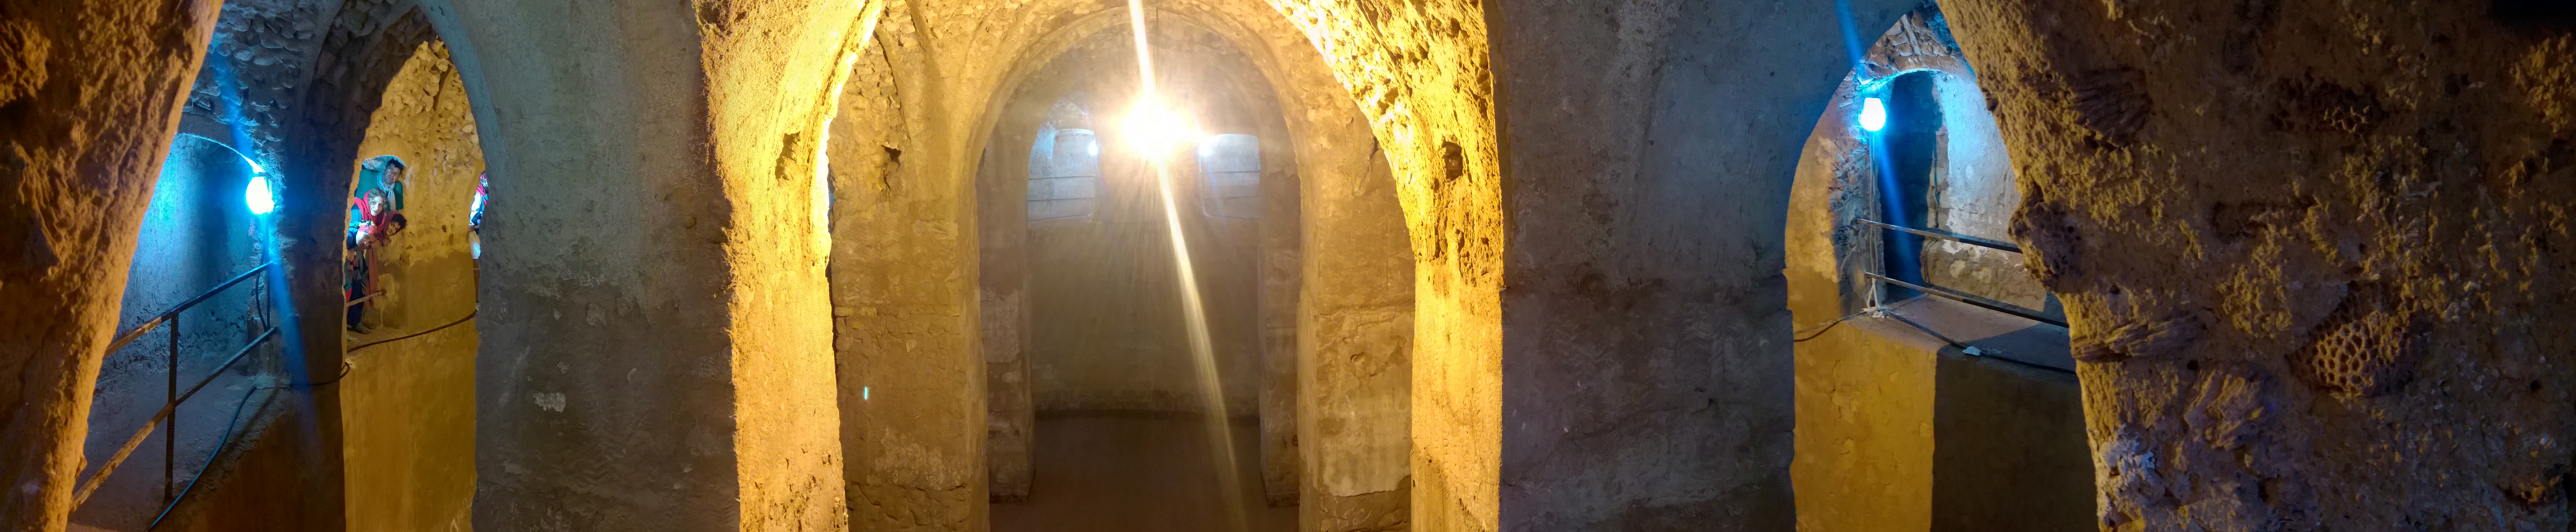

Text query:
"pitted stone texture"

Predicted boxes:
[[0, 1, 218, 529], [1943, 0, 2576, 529]]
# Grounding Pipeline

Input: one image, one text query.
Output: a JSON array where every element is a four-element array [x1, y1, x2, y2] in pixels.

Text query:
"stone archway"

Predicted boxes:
[[822, 1, 1419, 528]]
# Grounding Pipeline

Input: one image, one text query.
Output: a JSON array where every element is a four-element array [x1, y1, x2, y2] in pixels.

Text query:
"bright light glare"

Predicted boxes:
[[1123, 101, 1199, 155], [245, 174, 275, 215], [1859, 97, 1887, 132]]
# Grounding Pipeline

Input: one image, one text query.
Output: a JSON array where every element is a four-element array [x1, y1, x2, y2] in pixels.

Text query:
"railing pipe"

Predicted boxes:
[[72, 326, 277, 506], [1854, 218, 2023, 253], [1864, 272, 2067, 327], [101, 262, 273, 355], [165, 315, 176, 504]]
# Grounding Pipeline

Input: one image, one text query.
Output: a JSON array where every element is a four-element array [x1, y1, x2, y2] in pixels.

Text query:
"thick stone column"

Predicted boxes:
[[825, 1, 988, 528], [1251, 1, 1506, 529], [0, 1, 219, 529], [436, 0, 853, 529], [1257, 113, 1304, 508], [977, 86, 1041, 503], [1298, 144, 1414, 532], [262, 7, 439, 530], [1481, 0, 1909, 529], [1943, 1, 2576, 528]]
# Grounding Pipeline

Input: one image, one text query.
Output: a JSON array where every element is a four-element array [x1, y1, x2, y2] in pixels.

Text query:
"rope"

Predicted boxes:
[[346, 310, 476, 354], [1792, 308, 1874, 343], [309, 310, 476, 387], [149, 386, 263, 529]]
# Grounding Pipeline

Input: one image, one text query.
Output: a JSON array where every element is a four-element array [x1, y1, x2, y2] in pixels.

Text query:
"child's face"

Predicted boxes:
[[365, 194, 384, 214]]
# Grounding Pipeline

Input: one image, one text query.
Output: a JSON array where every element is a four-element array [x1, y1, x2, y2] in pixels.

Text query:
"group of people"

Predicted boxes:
[[346, 155, 410, 332]]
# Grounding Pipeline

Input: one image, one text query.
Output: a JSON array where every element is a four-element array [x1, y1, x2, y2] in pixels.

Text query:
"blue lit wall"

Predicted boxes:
[[73, 134, 270, 530]]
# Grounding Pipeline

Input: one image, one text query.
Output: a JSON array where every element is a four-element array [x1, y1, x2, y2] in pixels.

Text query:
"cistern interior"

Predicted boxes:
[[4, 0, 2574, 532]]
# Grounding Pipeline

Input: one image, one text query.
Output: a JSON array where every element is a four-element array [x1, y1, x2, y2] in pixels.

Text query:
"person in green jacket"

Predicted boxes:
[[353, 155, 407, 211]]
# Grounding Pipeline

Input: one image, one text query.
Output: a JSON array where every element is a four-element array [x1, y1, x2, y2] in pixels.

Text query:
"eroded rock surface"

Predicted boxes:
[[1947, 1, 2576, 529]]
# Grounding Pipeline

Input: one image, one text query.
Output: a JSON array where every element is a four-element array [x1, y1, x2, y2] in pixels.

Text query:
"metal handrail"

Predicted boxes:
[[77, 261, 277, 518], [73, 326, 277, 505], [1865, 272, 2066, 327], [100, 262, 272, 355], [1854, 218, 2022, 253]]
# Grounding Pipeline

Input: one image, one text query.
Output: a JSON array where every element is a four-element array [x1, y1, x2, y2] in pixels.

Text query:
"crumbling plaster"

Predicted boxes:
[[1940, 0, 2576, 529]]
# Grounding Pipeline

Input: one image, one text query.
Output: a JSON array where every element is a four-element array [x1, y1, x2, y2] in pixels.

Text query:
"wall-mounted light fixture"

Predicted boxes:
[[1859, 97, 1888, 132], [245, 174, 276, 215]]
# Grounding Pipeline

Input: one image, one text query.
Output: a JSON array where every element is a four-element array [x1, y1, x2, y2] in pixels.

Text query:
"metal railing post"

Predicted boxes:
[[164, 314, 176, 505], [68, 261, 275, 513]]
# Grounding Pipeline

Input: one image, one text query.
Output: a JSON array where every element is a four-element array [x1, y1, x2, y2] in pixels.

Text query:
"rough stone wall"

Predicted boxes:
[[1939, 0, 2576, 529], [437, 0, 853, 529], [0, 1, 220, 529], [339, 39, 479, 532]]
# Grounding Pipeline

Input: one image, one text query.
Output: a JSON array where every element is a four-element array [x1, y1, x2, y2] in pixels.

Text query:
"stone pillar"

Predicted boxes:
[[1482, 0, 1910, 529], [1251, 1, 1508, 529], [978, 90, 1039, 503], [1943, 0, 2576, 528], [262, 7, 440, 530], [1257, 116, 1304, 508], [437, 0, 853, 529], [0, 1, 218, 529], [1298, 144, 1414, 532], [826, 0, 988, 528]]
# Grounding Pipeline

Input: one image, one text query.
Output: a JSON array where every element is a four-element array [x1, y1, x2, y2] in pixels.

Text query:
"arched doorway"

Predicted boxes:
[[1782, 6, 2089, 531]]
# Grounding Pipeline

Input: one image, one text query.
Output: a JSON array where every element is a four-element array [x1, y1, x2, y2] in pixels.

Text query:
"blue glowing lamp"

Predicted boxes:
[[245, 174, 275, 215], [1859, 97, 1888, 132]]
